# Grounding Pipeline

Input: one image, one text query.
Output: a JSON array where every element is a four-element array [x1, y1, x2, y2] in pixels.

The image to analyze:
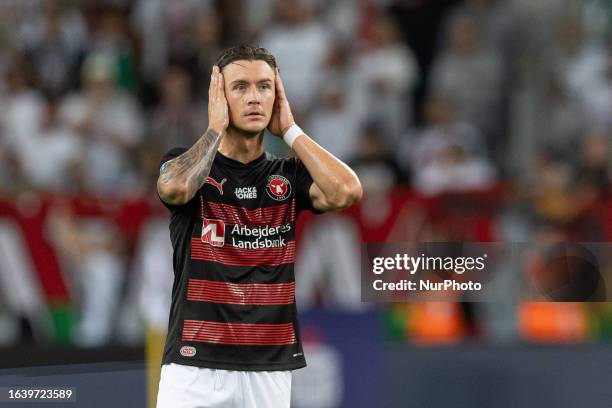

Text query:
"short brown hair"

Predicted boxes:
[[215, 44, 277, 70]]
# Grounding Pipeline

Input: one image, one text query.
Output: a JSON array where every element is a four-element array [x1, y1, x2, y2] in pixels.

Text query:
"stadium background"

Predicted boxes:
[[0, 0, 611, 407]]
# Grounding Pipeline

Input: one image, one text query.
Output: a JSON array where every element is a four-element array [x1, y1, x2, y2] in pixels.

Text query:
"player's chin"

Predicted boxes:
[[236, 120, 268, 134]]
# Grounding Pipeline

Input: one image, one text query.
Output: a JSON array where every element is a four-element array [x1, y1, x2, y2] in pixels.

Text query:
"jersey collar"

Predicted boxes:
[[215, 151, 267, 168]]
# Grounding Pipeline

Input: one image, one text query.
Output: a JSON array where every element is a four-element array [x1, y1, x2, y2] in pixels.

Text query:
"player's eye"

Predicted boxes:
[[259, 83, 271, 90], [234, 84, 247, 91]]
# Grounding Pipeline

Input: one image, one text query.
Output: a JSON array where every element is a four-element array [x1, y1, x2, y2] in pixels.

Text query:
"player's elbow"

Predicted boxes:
[[330, 179, 363, 210], [344, 178, 363, 206], [157, 178, 190, 205]]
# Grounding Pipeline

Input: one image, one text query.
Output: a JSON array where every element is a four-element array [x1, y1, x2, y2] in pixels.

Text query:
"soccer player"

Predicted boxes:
[[156, 45, 362, 408]]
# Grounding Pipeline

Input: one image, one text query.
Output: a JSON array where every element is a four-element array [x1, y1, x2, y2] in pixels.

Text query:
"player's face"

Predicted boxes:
[[222, 60, 275, 134]]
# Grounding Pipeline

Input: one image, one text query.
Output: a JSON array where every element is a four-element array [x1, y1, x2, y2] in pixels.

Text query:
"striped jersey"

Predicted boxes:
[[158, 147, 317, 371]]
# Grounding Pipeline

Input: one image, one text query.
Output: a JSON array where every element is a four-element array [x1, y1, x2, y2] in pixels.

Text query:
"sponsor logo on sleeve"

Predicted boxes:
[[266, 175, 291, 201]]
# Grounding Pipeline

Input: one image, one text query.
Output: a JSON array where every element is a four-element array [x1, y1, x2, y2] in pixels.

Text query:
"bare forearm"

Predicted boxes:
[[292, 134, 362, 210], [268, 69, 361, 211], [157, 128, 222, 204]]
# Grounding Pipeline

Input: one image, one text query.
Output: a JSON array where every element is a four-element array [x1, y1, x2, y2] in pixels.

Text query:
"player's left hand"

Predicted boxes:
[[268, 68, 295, 137]]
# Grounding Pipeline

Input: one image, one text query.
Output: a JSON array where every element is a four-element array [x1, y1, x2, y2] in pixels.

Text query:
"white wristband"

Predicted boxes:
[[282, 124, 304, 148]]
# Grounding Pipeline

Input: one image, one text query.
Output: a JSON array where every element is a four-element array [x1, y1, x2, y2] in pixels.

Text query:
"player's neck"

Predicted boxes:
[[218, 127, 265, 164]]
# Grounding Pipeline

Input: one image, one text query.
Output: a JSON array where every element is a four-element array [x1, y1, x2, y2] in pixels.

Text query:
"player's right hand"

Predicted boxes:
[[208, 65, 229, 133]]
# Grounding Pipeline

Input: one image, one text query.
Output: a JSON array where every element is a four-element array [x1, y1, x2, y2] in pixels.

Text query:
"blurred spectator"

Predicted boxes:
[[295, 216, 364, 310], [567, 132, 611, 240], [0, 146, 30, 194], [443, 0, 516, 62], [307, 66, 360, 161], [430, 13, 503, 143], [353, 132, 409, 240], [187, 12, 223, 99], [47, 201, 125, 347], [307, 98, 357, 159], [537, 75, 590, 156], [350, 120, 409, 187], [1, 56, 44, 180], [16, 0, 88, 59], [527, 149, 576, 227], [413, 141, 497, 195], [89, 8, 137, 92], [545, 17, 611, 127], [322, 0, 359, 42], [20, 0, 86, 96], [385, 0, 463, 122], [60, 53, 144, 195], [131, 0, 212, 98], [216, 0, 253, 46], [149, 65, 206, 153], [260, 0, 331, 116], [581, 0, 612, 40], [16, 95, 82, 191], [0, 210, 53, 344], [133, 218, 173, 335], [399, 94, 495, 195], [353, 13, 418, 141], [510, 0, 567, 60], [527, 131, 610, 241], [573, 132, 611, 197]]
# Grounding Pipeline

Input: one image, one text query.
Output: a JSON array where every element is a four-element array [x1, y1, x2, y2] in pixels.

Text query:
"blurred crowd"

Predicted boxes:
[[0, 0, 610, 210], [0, 0, 611, 347]]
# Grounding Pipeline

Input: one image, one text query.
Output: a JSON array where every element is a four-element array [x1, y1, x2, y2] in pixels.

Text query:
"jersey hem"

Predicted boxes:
[[163, 356, 307, 372]]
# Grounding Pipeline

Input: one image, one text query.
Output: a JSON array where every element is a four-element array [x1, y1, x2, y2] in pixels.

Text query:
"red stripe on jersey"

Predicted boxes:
[[191, 239, 296, 266], [182, 320, 297, 345], [187, 279, 295, 305], [202, 200, 296, 227]]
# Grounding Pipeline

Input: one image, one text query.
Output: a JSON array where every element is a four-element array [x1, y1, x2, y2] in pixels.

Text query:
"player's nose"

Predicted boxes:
[[246, 85, 261, 105]]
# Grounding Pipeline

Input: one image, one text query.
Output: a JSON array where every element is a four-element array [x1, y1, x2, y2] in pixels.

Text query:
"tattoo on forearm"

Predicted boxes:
[[159, 129, 222, 195]]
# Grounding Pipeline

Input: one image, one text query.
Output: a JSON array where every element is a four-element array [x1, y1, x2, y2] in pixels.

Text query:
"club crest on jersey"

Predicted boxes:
[[205, 177, 227, 195], [266, 175, 291, 201], [201, 218, 225, 247]]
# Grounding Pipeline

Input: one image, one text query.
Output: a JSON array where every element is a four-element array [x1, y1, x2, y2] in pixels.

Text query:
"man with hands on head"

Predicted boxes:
[[156, 45, 362, 408]]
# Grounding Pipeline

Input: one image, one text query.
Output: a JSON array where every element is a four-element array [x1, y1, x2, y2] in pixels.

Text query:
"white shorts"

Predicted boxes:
[[156, 363, 292, 408]]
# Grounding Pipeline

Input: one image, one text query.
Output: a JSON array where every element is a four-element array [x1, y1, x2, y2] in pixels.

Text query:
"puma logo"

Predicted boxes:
[[205, 177, 227, 195]]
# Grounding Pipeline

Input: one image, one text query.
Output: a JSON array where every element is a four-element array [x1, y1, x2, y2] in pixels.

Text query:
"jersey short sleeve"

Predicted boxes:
[[159, 147, 187, 173], [158, 147, 196, 212]]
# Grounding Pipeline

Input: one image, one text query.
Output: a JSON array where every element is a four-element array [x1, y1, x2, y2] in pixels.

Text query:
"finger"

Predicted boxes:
[[218, 72, 228, 117], [275, 68, 287, 99], [218, 71, 225, 99], [210, 66, 217, 88], [209, 66, 217, 99]]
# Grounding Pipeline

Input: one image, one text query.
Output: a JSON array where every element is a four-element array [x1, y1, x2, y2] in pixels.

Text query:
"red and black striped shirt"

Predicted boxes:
[[158, 147, 317, 371]]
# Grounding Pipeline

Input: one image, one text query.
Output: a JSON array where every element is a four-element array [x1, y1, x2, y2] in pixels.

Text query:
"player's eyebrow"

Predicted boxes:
[[230, 78, 273, 86]]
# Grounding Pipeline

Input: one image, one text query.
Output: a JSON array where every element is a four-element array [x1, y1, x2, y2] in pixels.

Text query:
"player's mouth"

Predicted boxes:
[[245, 112, 265, 121]]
